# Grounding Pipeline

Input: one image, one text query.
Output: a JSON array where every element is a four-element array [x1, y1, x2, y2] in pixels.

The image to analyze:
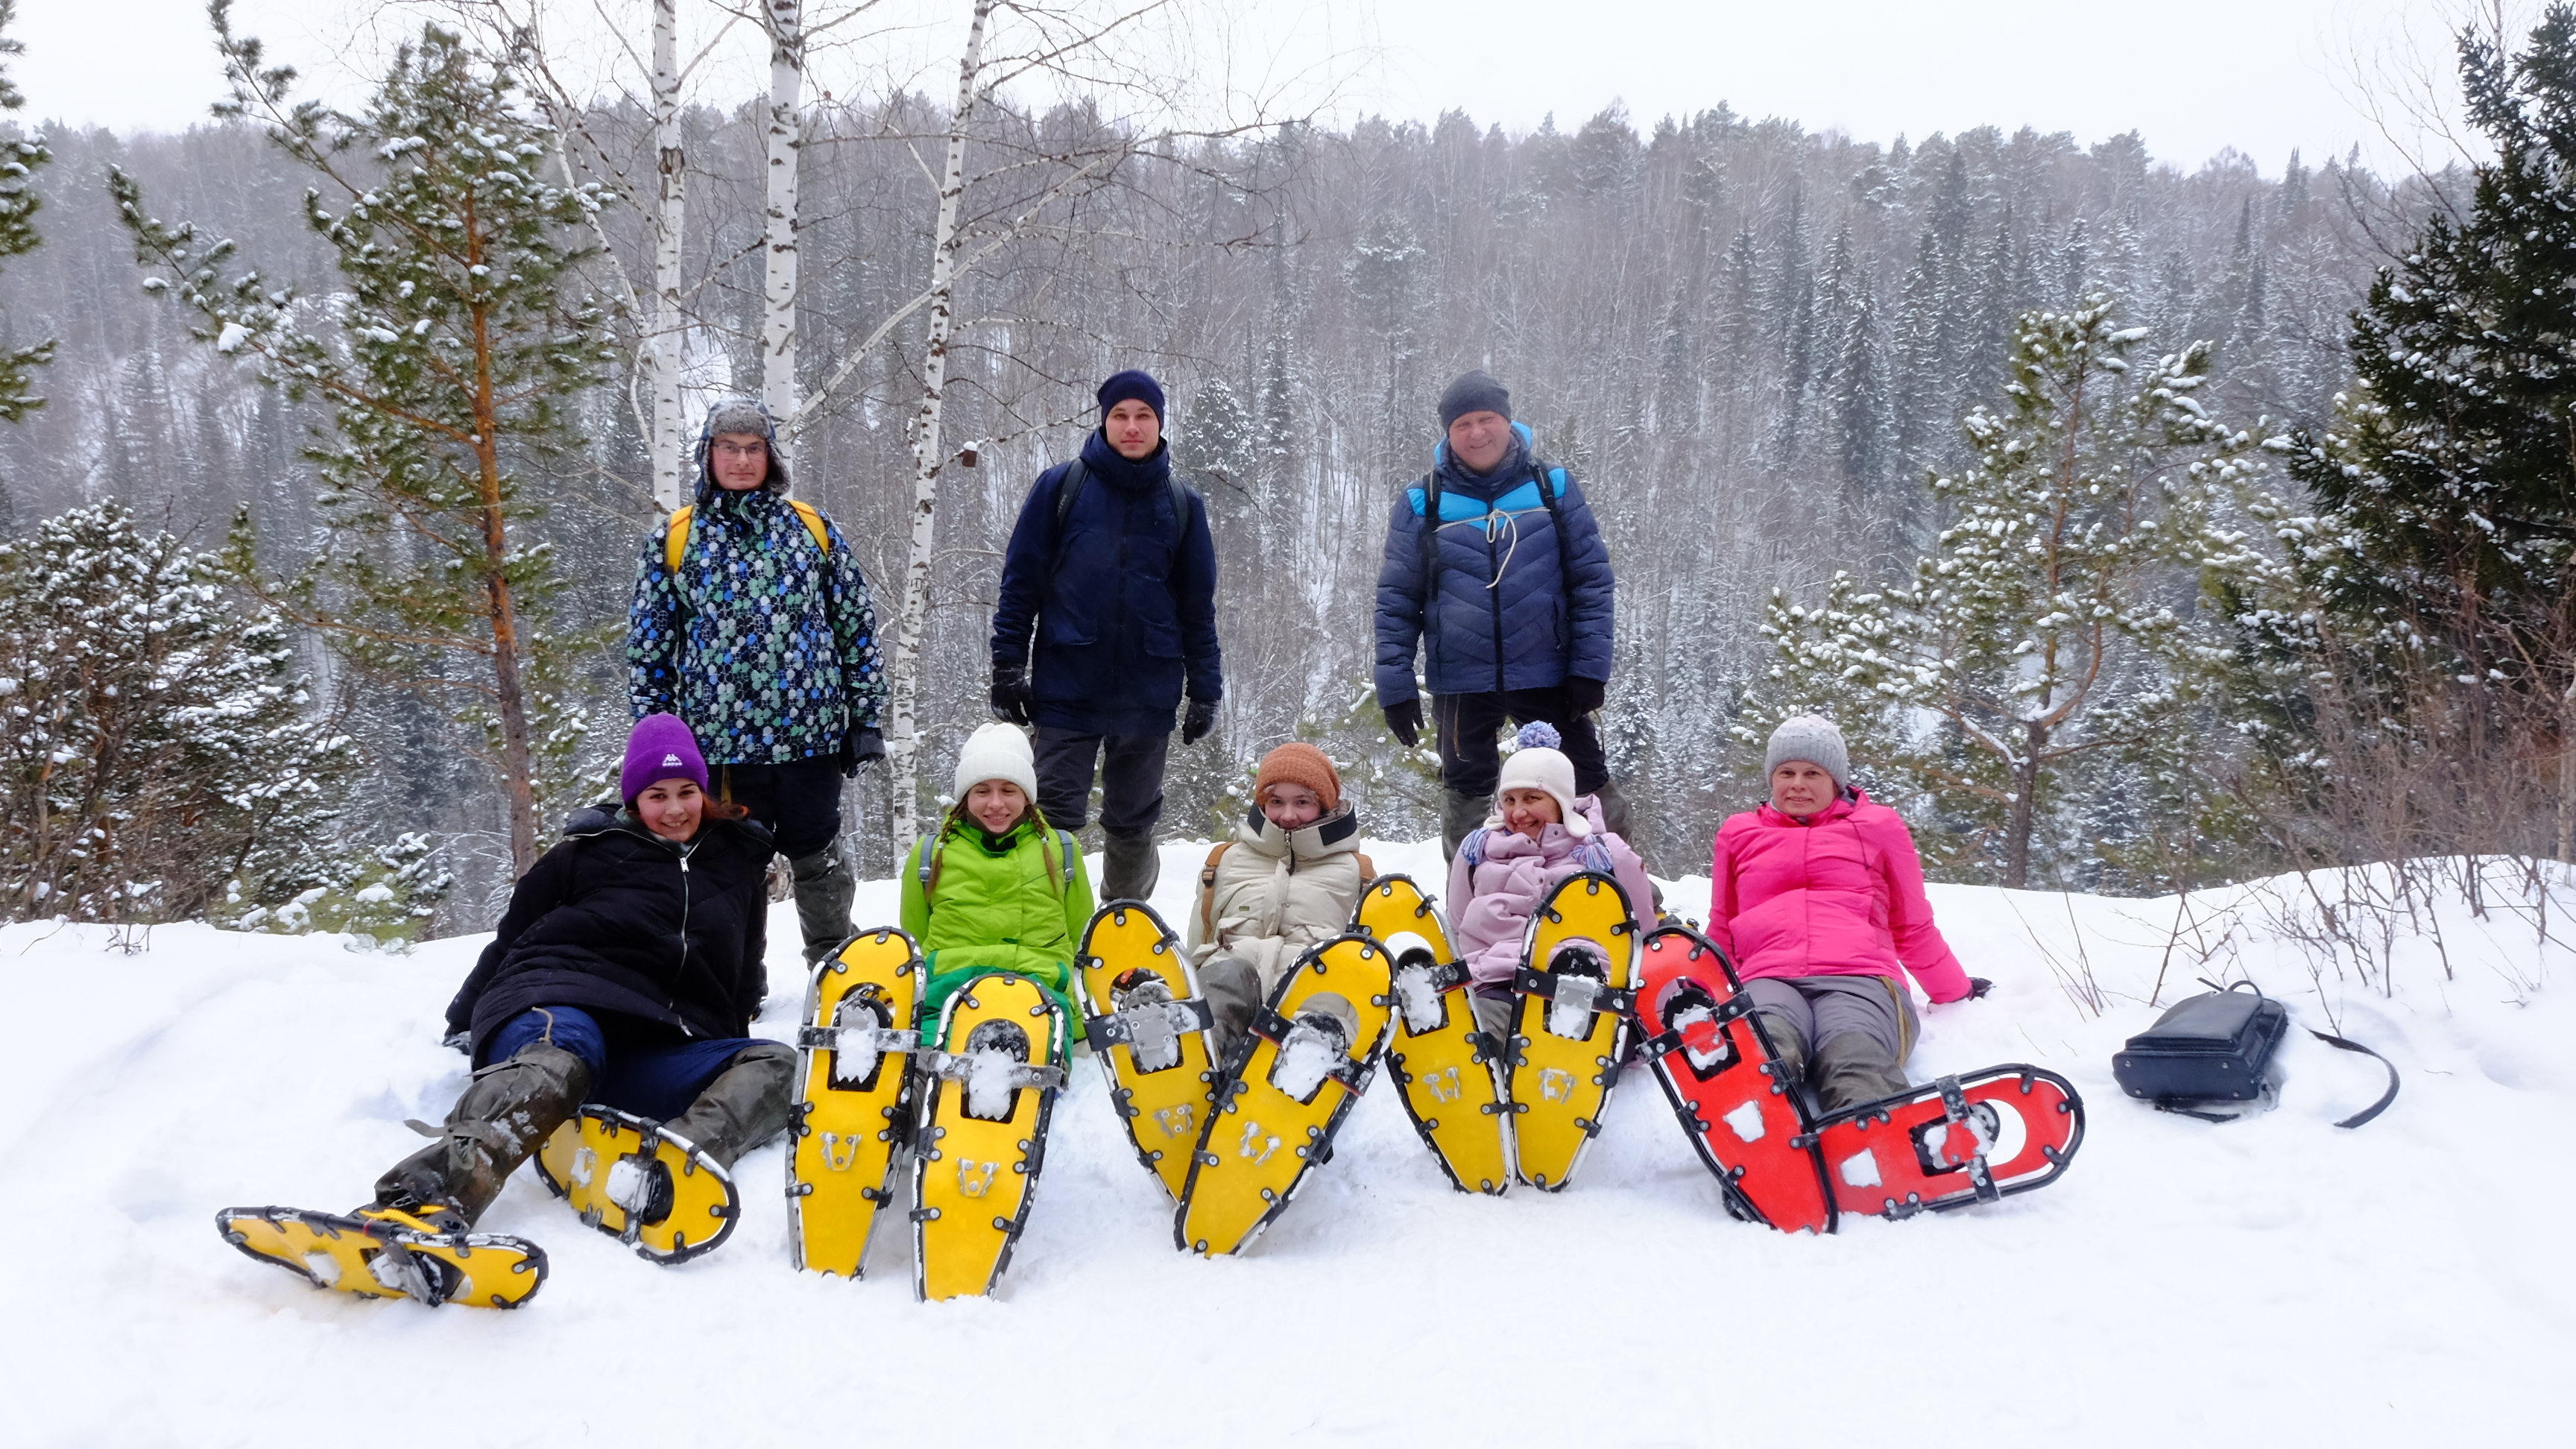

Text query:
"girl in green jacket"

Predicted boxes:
[[900, 722, 1094, 1038]]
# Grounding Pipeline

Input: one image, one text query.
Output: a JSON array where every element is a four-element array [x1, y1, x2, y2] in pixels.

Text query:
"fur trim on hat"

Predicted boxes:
[[1495, 720, 1588, 836], [695, 397, 790, 495], [953, 722, 1039, 804]]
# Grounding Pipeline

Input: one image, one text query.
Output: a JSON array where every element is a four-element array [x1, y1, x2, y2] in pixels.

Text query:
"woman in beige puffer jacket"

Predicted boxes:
[[1187, 743, 1373, 1057]]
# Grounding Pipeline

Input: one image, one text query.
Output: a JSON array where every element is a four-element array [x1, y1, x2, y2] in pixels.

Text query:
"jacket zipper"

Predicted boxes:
[[675, 840, 695, 1036]]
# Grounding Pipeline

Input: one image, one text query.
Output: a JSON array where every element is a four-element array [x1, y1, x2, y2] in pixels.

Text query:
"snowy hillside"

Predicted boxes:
[[8, 840, 2571, 1447]]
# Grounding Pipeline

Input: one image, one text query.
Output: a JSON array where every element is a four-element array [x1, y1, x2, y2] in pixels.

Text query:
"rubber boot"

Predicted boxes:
[[663, 1041, 797, 1170], [1196, 955, 1263, 1065], [790, 842, 857, 965], [1103, 830, 1161, 903], [1441, 789, 1491, 862], [1591, 777, 1635, 843], [1812, 1032, 1910, 1117], [372, 1041, 593, 1227]]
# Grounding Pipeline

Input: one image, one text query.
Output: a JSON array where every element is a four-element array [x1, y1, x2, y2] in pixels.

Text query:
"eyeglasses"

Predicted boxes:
[[711, 441, 766, 461]]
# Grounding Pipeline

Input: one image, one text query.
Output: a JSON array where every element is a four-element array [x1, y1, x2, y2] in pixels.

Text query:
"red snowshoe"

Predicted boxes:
[[1811, 1067, 2084, 1218], [1633, 926, 1836, 1234]]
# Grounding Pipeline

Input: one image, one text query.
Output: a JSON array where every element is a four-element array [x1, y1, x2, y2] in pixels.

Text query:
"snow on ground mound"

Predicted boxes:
[[6, 842, 2570, 1446]]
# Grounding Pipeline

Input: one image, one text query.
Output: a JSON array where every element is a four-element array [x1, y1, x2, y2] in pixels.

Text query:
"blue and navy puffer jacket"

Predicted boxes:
[[991, 429, 1222, 735], [1374, 422, 1614, 705]]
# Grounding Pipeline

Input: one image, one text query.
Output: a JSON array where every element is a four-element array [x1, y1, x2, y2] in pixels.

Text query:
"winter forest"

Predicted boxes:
[[5, 0, 2575, 941]]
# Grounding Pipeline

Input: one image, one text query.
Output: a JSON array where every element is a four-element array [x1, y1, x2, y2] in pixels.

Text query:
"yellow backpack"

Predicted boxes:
[[663, 499, 831, 575]]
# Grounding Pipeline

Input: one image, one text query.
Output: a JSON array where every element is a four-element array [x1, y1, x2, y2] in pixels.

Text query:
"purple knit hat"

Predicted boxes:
[[622, 714, 709, 802]]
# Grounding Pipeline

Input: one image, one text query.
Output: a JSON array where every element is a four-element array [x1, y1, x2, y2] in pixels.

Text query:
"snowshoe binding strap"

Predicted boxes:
[[1511, 964, 1637, 1016], [924, 1053, 1069, 1091], [1247, 1006, 1377, 1097]]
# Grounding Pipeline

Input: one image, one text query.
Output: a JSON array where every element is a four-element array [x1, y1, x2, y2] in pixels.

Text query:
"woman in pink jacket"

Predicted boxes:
[[1710, 716, 1990, 1115], [1449, 722, 1657, 1042]]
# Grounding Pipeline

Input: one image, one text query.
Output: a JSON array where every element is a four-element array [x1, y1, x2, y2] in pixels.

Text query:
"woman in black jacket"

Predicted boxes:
[[367, 714, 797, 1243]]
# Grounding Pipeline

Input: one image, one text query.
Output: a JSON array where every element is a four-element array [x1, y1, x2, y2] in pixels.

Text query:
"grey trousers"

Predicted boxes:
[[1743, 975, 1918, 1063], [1032, 727, 1170, 837]]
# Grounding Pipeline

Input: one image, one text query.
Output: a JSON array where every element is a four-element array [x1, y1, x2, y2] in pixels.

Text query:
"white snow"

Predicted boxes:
[[1267, 1023, 1340, 1102], [7, 838, 2573, 1445], [962, 1046, 1020, 1121], [1723, 1099, 1768, 1143]]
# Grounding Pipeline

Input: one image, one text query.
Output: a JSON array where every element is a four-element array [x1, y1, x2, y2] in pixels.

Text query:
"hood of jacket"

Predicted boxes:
[[1232, 802, 1364, 863]]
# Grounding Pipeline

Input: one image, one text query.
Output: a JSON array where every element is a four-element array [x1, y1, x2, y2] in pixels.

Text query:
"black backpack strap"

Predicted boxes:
[[1532, 460, 1576, 597], [1046, 457, 1089, 579], [1414, 469, 1438, 613], [2308, 1029, 2401, 1129]]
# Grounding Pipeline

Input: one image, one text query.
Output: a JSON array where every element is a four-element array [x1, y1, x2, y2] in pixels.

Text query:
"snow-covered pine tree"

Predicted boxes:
[[114, 12, 617, 874], [0, 0, 53, 424], [1760, 300, 2258, 886], [2278, 4, 2576, 863], [0, 502, 446, 937]]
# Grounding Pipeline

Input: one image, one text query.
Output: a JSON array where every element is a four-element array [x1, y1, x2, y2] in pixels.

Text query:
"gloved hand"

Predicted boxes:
[[1182, 696, 1219, 745], [1383, 698, 1422, 748], [1565, 676, 1606, 716], [991, 667, 1033, 725], [845, 727, 886, 777], [1966, 977, 1994, 1000]]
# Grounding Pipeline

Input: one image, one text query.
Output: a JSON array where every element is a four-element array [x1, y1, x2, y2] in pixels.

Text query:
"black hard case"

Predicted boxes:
[[2112, 985, 2288, 1105]]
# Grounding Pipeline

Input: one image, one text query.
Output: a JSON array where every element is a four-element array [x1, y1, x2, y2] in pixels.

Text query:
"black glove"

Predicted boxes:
[[1565, 676, 1606, 716], [847, 727, 886, 776], [1182, 696, 1218, 745], [1383, 698, 1422, 748], [1966, 977, 1994, 1000], [991, 667, 1033, 725]]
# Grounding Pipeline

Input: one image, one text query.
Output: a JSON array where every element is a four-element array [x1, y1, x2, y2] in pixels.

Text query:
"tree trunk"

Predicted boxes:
[[470, 281, 537, 874], [649, 0, 686, 509], [884, 0, 997, 849], [2560, 677, 2575, 865], [761, 0, 803, 428], [2004, 721, 2043, 890]]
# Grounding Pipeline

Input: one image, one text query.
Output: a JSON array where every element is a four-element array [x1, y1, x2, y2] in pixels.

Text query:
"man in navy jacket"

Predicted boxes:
[[991, 370, 1222, 900], [1374, 370, 1628, 859]]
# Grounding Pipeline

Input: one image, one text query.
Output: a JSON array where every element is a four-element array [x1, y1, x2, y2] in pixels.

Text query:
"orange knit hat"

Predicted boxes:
[[1253, 742, 1341, 813]]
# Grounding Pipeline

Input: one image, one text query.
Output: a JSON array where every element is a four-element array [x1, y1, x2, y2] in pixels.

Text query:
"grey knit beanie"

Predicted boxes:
[[1437, 370, 1512, 429], [1764, 716, 1850, 788]]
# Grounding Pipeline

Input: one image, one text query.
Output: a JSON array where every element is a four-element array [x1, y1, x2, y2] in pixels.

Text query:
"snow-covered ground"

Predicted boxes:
[[7, 839, 2570, 1447]]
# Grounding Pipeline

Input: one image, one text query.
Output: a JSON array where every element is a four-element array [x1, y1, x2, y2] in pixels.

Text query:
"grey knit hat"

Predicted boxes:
[[697, 397, 789, 493], [1764, 716, 1850, 788], [1437, 370, 1512, 429]]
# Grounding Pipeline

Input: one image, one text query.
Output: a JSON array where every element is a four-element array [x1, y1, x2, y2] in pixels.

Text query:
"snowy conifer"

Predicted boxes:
[[114, 11, 617, 874], [0, 502, 446, 937], [0, 0, 53, 423], [1754, 300, 2259, 886]]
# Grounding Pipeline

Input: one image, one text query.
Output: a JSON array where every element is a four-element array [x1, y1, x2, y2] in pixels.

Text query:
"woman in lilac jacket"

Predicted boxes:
[[1710, 717, 1989, 1115], [1448, 723, 1656, 1042]]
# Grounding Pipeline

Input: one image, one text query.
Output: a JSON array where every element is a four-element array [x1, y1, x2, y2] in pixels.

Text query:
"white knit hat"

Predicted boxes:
[[953, 722, 1038, 802], [1495, 721, 1589, 837], [1764, 715, 1850, 788]]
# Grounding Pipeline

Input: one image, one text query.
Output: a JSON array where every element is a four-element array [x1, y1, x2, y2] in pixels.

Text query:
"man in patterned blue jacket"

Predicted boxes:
[[628, 398, 886, 962], [1374, 370, 1629, 860]]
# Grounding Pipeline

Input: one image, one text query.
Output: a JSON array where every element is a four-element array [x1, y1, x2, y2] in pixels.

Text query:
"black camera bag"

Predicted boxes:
[[2113, 982, 2287, 1108], [2113, 980, 2398, 1128]]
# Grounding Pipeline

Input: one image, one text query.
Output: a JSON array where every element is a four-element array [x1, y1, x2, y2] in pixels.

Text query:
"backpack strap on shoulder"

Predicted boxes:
[[1057, 830, 1078, 894], [1198, 840, 1234, 939], [663, 505, 695, 575], [1353, 850, 1375, 883], [786, 499, 832, 557]]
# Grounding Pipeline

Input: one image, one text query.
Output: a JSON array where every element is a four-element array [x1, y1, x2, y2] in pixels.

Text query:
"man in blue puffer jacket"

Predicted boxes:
[[990, 369, 1223, 901], [1374, 370, 1629, 860]]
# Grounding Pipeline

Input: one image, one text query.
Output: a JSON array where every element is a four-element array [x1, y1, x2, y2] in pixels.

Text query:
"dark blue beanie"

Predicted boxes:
[[1097, 369, 1167, 423]]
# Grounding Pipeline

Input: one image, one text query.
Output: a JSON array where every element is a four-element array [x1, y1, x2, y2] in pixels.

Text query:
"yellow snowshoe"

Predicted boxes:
[[912, 973, 1068, 1301], [1354, 874, 1514, 1196], [1508, 871, 1639, 1191], [1175, 933, 1394, 1257], [534, 1107, 738, 1264], [1076, 901, 1220, 1201], [789, 926, 924, 1278], [215, 1205, 546, 1308]]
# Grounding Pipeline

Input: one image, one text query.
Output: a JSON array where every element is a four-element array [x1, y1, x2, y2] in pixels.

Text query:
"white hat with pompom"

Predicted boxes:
[[1496, 721, 1588, 836]]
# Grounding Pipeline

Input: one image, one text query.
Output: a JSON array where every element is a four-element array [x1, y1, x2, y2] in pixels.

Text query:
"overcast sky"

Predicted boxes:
[[4, 0, 2508, 179]]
